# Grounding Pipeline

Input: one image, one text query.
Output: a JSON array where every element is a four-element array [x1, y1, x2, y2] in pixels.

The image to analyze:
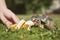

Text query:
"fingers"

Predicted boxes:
[[3, 9, 20, 24], [0, 13, 12, 28], [0, 8, 20, 29], [12, 14, 20, 24], [7, 9, 20, 24]]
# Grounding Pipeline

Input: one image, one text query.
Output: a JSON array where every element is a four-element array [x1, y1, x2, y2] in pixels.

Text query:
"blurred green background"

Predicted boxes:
[[0, 0, 60, 40], [5, 0, 52, 14]]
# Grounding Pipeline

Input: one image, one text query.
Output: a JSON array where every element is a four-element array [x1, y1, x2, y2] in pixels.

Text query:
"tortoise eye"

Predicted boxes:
[[32, 19, 36, 22]]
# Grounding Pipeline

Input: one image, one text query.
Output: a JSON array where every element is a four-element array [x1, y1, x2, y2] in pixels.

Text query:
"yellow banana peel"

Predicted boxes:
[[21, 24, 29, 29], [10, 24, 17, 30], [10, 23, 29, 30]]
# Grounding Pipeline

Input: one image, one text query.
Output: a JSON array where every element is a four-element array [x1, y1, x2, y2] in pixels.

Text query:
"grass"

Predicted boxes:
[[0, 14, 60, 40]]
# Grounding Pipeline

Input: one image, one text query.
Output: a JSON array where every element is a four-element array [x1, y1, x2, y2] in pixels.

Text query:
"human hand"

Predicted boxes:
[[0, 9, 20, 28]]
